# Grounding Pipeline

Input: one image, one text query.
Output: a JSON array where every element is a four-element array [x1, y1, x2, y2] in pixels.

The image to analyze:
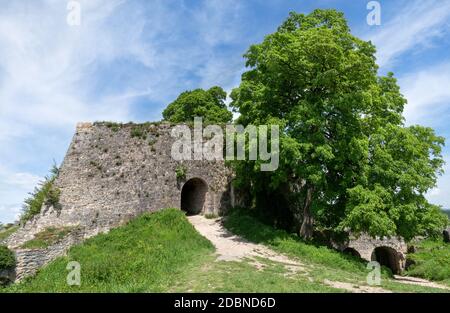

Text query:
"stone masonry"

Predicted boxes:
[[3, 121, 409, 281], [343, 234, 407, 274], [5, 122, 234, 281]]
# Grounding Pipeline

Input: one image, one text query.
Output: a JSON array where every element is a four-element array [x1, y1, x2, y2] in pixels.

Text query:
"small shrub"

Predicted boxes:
[[175, 165, 187, 180], [21, 165, 60, 223], [102, 121, 121, 132], [130, 125, 148, 140], [0, 246, 15, 270], [45, 187, 61, 209]]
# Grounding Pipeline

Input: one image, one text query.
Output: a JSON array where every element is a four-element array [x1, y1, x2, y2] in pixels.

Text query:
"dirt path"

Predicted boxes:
[[187, 215, 449, 293], [187, 215, 305, 274], [393, 275, 450, 290]]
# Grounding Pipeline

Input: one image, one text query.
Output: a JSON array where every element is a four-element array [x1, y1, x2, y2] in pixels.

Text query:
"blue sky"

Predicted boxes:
[[0, 0, 449, 223]]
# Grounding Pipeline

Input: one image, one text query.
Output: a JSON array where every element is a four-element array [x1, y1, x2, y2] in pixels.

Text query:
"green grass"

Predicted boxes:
[[223, 209, 368, 274], [0, 225, 19, 242], [4, 209, 341, 293], [3, 208, 448, 293], [222, 208, 449, 293], [405, 239, 450, 286], [21, 226, 77, 249], [169, 255, 341, 293], [5, 209, 214, 292]]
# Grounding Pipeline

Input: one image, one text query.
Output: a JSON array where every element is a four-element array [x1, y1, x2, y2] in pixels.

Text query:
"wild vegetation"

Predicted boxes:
[[5, 209, 214, 292], [20, 165, 61, 223], [20, 226, 78, 249], [175, 164, 187, 180], [406, 239, 450, 285], [3, 209, 447, 293]]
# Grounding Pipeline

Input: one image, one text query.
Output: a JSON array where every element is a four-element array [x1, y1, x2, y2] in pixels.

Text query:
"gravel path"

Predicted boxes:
[[187, 215, 305, 273], [187, 215, 449, 292]]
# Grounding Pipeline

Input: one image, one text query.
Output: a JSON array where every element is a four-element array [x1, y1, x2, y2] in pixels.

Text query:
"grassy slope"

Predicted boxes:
[[223, 209, 449, 293], [406, 239, 450, 286], [6, 209, 214, 292], [3, 208, 448, 293], [3, 209, 339, 292], [0, 226, 19, 242]]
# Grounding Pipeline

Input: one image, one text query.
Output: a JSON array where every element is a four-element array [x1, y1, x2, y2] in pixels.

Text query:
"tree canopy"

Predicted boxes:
[[230, 9, 447, 240], [162, 86, 233, 124]]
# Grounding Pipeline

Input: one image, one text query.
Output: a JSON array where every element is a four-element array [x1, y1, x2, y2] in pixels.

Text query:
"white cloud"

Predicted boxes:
[[0, 205, 22, 225], [366, 0, 450, 68], [0, 165, 42, 223], [370, 1, 450, 209], [400, 63, 450, 209], [400, 61, 450, 126], [427, 154, 450, 209], [0, 0, 247, 223]]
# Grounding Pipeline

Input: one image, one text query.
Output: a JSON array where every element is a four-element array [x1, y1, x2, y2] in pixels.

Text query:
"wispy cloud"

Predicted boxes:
[[366, 0, 450, 68], [400, 61, 450, 127], [0, 164, 41, 222], [0, 0, 247, 223], [427, 153, 450, 209]]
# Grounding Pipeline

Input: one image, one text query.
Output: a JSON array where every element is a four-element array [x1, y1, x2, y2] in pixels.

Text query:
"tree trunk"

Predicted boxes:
[[299, 186, 314, 240]]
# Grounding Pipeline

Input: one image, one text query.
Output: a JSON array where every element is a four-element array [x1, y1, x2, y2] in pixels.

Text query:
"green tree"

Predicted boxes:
[[163, 86, 232, 124], [230, 9, 447, 240]]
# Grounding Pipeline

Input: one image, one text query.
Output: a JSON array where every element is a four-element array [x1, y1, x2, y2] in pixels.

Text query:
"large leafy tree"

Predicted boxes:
[[163, 86, 232, 123], [230, 9, 447, 240]]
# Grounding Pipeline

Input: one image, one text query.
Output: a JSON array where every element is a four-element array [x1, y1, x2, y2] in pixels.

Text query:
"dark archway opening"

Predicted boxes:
[[371, 246, 401, 274], [181, 178, 208, 215], [343, 247, 361, 259]]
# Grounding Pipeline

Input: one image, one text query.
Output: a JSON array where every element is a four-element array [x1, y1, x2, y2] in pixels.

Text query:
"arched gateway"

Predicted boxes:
[[181, 178, 208, 215]]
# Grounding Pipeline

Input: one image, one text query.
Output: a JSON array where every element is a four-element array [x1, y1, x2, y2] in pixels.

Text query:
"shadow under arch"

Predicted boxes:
[[371, 246, 402, 274], [181, 177, 208, 215], [343, 247, 361, 259]]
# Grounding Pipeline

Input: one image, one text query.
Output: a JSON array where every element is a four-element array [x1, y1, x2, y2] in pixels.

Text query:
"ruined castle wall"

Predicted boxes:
[[6, 122, 233, 280], [13, 228, 86, 281]]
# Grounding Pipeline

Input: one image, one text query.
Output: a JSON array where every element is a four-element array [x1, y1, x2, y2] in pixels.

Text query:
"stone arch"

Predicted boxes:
[[371, 246, 402, 274], [180, 177, 208, 215], [343, 247, 361, 259]]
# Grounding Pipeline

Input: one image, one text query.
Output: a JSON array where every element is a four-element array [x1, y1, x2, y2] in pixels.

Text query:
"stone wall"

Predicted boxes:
[[336, 233, 408, 273], [13, 228, 86, 281], [6, 122, 234, 281]]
